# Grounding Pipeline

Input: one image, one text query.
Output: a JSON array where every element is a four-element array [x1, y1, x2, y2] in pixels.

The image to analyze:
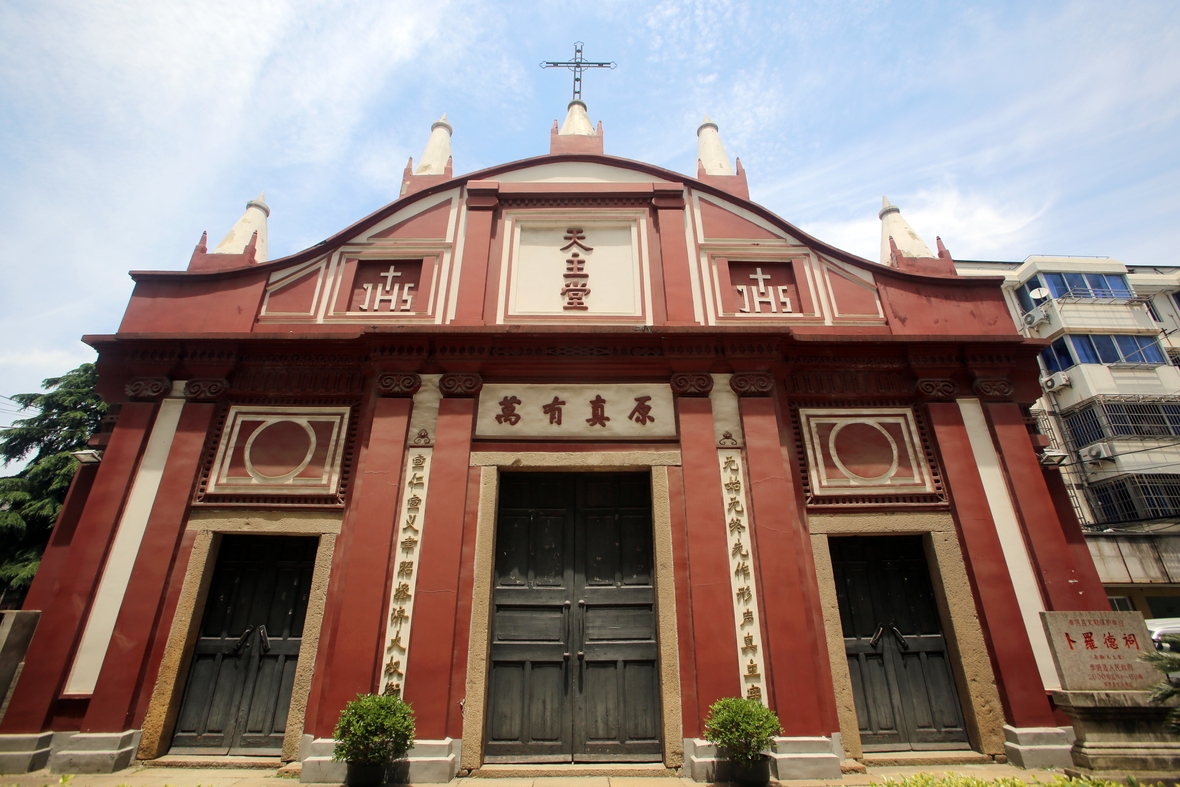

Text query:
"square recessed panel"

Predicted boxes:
[[508, 223, 641, 317], [208, 406, 351, 496], [798, 408, 934, 496]]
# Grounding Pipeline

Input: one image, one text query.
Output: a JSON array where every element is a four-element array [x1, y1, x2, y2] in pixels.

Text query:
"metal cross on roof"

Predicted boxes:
[[540, 41, 616, 101]]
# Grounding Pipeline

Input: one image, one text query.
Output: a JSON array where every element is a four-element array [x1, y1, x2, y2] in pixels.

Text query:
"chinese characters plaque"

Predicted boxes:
[[475, 384, 676, 439], [1041, 611, 1156, 692]]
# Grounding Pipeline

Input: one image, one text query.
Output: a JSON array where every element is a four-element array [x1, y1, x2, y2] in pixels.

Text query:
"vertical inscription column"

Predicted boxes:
[[670, 374, 741, 722], [403, 373, 480, 740], [308, 373, 416, 737], [734, 373, 838, 737]]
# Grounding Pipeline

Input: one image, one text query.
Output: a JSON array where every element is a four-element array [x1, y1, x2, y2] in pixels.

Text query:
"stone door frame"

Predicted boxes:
[[809, 512, 1007, 760], [137, 510, 341, 762], [460, 451, 684, 771]]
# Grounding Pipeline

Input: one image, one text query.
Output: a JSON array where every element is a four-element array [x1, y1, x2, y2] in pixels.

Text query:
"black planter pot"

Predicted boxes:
[[345, 761, 386, 786], [730, 754, 771, 787]]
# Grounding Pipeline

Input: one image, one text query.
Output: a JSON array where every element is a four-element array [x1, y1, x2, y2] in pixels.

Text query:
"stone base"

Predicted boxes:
[[1064, 765, 1180, 787], [299, 736, 459, 783], [1002, 724, 1075, 769], [1053, 690, 1180, 776], [49, 730, 141, 773], [682, 735, 842, 781], [0, 732, 52, 774]]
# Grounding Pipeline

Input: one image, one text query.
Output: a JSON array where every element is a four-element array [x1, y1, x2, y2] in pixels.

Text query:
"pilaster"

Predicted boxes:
[[0, 396, 161, 735], [403, 374, 480, 739], [673, 391, 741, 722], [926, 402, 1057, 727]]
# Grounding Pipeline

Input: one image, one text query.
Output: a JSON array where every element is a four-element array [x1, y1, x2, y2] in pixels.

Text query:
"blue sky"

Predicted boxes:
[[1, 0, 1178, 436]]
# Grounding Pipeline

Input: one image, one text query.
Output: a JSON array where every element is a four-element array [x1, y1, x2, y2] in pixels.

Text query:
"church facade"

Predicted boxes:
[[0, 102, 1110, 779]]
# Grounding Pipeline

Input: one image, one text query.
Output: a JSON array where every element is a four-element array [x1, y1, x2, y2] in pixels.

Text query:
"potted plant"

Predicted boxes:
[[702, 696, 781, 787], [333, 693, 416, 786]]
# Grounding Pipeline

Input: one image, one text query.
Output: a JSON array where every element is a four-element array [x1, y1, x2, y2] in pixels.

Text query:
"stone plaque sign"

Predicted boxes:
[[1041, 611, 1157, 691], [475, 384, 676, 440]]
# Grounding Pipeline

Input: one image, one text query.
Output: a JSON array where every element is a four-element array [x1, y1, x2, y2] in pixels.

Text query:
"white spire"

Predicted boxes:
[[696, 115, 734, 176], [559, 100, 596, 136], [879, 196, 932, 264], [415, 114, 452, 175], [214, 192, 269, 262]]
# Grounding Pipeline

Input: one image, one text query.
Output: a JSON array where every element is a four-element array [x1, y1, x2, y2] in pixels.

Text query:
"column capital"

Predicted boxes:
[[439, 373, 483, 397], [376, 372, 422, 397], [730, 372, 774, 397]]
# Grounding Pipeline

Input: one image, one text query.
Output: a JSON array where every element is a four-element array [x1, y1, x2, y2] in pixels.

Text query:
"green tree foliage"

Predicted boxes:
[[0, 363, 106, 605]]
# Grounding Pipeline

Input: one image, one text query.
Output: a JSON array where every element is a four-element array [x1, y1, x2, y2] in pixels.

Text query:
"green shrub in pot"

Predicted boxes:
[[703, 697, 781, 786], [333, 693, 416, 785]]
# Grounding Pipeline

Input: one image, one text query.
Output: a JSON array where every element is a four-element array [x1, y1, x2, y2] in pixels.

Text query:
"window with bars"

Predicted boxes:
[[1089, 474, 1180, 525], [1062, 401, 1180, 447]]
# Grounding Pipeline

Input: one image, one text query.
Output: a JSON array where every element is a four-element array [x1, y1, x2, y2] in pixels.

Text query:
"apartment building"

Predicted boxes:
[[955, 255, 1180, 617]]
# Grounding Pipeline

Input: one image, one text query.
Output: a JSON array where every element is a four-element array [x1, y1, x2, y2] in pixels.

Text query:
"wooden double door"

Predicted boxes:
[[485, 472, 662, 763], [830, 535, 969, 752], [171, 535, 317, 755]]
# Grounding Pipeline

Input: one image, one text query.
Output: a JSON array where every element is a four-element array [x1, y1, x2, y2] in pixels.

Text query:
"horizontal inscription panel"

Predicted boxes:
[[477, 384, 676, 440]]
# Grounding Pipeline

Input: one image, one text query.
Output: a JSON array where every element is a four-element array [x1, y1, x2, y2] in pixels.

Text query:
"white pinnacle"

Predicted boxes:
[[879, 196, 932, 264], [213, 192, 269, 262], [559, 100, 596, 136], [415, 113, 453, 175], [696, 115, 734, 176]]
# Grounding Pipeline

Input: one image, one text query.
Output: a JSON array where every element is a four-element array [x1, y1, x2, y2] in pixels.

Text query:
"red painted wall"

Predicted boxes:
[[0, 402, 156, 733], [306, 395, 411, 737], [927, 402, 1056, 727], [402, 397, 475, 739], [119, 273, 267, 334], [674, 397, 741, 722]]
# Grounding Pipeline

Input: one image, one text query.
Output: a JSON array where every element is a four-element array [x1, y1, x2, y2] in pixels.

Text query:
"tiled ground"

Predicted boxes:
[[0, 764, 1072, 787]]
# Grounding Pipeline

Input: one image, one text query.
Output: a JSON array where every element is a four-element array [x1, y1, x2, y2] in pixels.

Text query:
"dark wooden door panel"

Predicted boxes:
[[486, 473, 661, 764], [831, 536, 969, 752], [172, 535, 317, 756]]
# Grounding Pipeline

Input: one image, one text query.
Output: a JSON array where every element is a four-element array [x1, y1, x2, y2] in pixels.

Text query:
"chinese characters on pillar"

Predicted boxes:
[[717, 449, 768, 703], [476, 385, 676, 439], [381, 449, 433, 696], [560, 228, 593, 310]]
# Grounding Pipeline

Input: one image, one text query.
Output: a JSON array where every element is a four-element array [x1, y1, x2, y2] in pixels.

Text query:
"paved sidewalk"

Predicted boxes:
[[0, 764, 1071, 787]]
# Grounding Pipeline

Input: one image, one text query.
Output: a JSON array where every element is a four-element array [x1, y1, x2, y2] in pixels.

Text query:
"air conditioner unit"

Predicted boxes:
[[1041, 371, 1072, 392], [1084, 442, 1115, 461], [1023, 307, 1050, 329]]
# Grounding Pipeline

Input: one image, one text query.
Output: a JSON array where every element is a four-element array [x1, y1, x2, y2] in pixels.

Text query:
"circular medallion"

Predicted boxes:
[[244, 419, 317, 483], [829, 421, 898, 484]]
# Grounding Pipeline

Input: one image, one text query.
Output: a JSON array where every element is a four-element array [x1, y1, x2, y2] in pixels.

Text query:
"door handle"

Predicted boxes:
[[234, 626, 254, 653], [563, 600, 571, 660], [890, 625, 910, 651], [258, 624, 271, 653], [869, 625, 884, 648]]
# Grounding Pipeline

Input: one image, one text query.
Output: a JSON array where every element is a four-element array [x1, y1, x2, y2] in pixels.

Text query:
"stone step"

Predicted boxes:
[[143, 754, 283, 769], [473, 763, 676, 778], [861, 750, 993, 767]]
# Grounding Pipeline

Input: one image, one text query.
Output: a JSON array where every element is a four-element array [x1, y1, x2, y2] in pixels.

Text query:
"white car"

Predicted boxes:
[[1145, 618, 1180, 651]]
